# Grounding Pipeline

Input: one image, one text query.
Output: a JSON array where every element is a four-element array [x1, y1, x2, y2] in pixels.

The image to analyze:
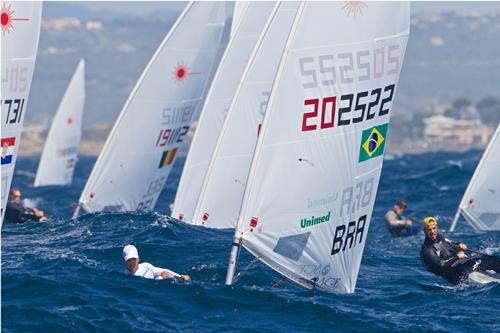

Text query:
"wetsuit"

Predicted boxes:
[[420, 234, 500, 284], [385, 209, 413, 237], [5, 201, 41, 224]]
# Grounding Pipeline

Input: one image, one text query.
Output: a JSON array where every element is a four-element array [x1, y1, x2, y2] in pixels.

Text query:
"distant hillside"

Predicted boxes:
[[25, 7, 500, 128], [27, 3, 180, 127], [397, 11, 500, 113]]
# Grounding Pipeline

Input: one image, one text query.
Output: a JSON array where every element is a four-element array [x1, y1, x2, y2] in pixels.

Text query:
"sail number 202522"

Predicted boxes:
[[301, 84, 394, 132]]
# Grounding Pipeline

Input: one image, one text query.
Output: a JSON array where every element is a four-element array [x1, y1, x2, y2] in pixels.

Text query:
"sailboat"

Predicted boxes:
[[225, 2, 410, 293], [172, 2, 276, 223], [182, 2, 301, 228], [450, 124, 500, 232], [34, 59, 85, 187], [74, 2, 233, 216], [1, 2, 42, 226]]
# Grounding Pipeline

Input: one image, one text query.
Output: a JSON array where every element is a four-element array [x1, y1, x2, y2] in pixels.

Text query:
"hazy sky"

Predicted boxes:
[[78, 1, 500, 16]]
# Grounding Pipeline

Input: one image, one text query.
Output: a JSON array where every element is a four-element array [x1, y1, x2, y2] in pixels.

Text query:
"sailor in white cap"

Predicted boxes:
[[122, 244, 191, 282]]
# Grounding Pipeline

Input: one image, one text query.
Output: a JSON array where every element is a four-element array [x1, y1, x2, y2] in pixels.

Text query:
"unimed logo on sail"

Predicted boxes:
[[300, 211, 331, 228]]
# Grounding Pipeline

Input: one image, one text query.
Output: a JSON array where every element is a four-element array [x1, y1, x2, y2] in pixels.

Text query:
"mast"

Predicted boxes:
[[449, 209, 461, 232], [225, 231, 243, 285]]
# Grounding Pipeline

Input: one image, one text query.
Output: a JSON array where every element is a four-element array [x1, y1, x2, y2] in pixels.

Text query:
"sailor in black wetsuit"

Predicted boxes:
[[420, 216, 500, 284], [5, 188, 46, 224]]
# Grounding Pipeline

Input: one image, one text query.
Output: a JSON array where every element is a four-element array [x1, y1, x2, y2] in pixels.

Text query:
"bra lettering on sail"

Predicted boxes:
[[331, 215, 367, 255]]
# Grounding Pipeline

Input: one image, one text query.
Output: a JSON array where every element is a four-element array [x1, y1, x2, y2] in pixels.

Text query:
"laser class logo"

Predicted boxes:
[[358, 123, 388, 162], [342, 1, 368, 18], [1, 137, 16, 165], [171, 62, 200, 85], [1, 3, 29, 36]]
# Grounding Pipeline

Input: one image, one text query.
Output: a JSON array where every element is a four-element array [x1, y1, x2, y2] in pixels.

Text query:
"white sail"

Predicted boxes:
[[172, 2, 276, 222], [227, 2, 410, 293], [1, 2, 42, 225], [450, 124, 500, 231], [34, 59, 85, 187], [76, 2, 232, 214], [192, 2, 301, 228], [230, 1, 249, 38]]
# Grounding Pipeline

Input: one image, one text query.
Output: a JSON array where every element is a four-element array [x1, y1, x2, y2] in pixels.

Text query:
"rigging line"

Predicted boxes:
[[271, 275, 287, 288], [233, 256, 260, 283]]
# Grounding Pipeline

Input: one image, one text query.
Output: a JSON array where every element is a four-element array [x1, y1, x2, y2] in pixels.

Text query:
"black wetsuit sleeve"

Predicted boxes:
[[5, 203, 38, 223], [21, 208, 40, 221], [421, 246, 459, 274]]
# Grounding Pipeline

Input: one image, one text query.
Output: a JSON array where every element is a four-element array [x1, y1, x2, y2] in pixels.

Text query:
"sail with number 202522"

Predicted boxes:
[[226, 1, 410, 294]]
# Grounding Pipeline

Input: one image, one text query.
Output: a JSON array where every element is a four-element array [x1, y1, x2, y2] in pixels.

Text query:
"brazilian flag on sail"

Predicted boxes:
[[358, 123, 388, 162]]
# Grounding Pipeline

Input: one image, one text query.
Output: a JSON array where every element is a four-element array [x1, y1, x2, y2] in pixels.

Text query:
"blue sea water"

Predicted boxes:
[[2, 151, 499, 333]]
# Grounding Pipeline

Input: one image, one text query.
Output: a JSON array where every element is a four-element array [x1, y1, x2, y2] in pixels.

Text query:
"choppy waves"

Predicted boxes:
[[2, 152, 499, 333]]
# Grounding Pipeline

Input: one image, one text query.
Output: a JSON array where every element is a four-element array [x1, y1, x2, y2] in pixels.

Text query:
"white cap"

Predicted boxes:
[[122, 245, 139, 261]]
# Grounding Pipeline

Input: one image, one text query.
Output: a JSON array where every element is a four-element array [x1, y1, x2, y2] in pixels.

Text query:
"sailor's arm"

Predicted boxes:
[[160, 270, 191, 282], [151, 265, 191, 282], [422, 246, 459, 269], [31, 207, 45, 218], [444, 238, 468, 252], [20, 208, 40, 222]]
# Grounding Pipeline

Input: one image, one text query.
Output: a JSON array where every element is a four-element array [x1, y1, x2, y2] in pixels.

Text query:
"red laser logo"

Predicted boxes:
[[1, 3, 29, 36], [343, 1, 367, 18], [171, 62, 200, 85]]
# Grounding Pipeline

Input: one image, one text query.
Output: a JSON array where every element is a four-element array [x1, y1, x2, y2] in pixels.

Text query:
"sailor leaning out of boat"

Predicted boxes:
[[420, 216, 500, 284], [122, 245, 191, 282]]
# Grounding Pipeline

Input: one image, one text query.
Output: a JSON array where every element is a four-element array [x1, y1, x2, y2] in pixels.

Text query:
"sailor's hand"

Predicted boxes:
[[458, 243, 467, 251], [457, 251, 467, 259], [34, 210, 44, 218], [405, 220, 412, 227], [181, 274, 191, 282], [161, 271, 174, 279]]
